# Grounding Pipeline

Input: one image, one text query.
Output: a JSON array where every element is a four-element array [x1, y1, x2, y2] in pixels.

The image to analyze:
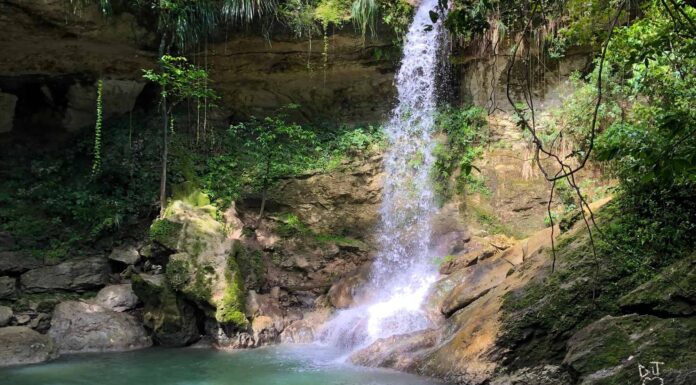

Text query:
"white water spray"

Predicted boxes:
[[319, 0, 447, 350]]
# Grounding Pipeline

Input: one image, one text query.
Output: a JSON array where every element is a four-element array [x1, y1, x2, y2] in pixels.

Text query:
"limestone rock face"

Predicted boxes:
[[62, 80, 145, 131], [94, 284, 139, 312], [131, 273, 200, 347], [49, 301, 151, 353], [0, 251, 42, 275], [0, 276, 16, 299], [0, 326, 58, 367], [20, 256, 109, 293], [268, 156, 383, 237]]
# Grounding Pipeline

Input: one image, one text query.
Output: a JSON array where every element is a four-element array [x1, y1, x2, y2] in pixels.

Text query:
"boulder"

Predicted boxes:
[[94, 284, 139, 312], [0, 326, 58, 367], [0, 305, 12, 326], [108, 245, 140, 266], [20, 256, 108, 293], [0, 275, 16, 299], [0, 251, 42, 274], [132, 273, 200, 347], [157, 201, 248, 328], [49, 301, 151, 353]]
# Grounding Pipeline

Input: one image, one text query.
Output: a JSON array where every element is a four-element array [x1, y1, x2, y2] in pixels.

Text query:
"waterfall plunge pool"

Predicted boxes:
[[0, 345, 448, 385]]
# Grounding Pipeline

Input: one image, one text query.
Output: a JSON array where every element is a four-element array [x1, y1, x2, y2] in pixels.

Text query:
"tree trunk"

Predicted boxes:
[[159, 98, 169, 218]]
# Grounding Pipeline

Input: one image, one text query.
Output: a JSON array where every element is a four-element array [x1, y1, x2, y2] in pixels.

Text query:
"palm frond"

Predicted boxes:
[[222, 0, 279, 24], [351, 0, 378, 39]]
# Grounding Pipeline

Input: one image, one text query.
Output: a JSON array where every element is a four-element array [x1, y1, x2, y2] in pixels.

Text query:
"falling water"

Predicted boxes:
[[319, 0, 447, 350]]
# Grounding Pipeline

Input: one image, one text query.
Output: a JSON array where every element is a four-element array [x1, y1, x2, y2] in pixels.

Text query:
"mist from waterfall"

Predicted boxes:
[[319, 0, 446, 351]]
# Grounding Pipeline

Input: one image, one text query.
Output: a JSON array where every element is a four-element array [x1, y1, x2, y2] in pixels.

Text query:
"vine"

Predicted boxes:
[[91, 79, 104, 176]]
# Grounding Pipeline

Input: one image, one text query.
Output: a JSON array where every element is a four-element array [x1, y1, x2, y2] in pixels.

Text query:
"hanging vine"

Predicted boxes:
[[91, 79, 104, 176]]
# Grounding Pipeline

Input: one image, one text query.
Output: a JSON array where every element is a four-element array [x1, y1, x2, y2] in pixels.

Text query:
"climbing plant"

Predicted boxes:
[[91, 79, 104, 176]]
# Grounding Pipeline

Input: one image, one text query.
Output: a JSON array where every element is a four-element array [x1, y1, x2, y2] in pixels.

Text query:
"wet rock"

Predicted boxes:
[[94, 284, 140, 312], [327, 264, 371, 309], [49, 301, 151, 353], [0, 326, 58, 367], [0, 305, 12, 326], [132, 273, 200, 347], [0, 276, 16, 299], [437, 258, 514, 317], [20, 256, 109, 293], [108, 245, 141, 266], [251, 315, 279, 347], [280, 319, 315, 344], [351, 330, 440, 371], [0, 251, 42, 274]]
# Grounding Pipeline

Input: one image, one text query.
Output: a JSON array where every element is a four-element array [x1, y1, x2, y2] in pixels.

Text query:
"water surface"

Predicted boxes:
[[1, 345, 446, 385]]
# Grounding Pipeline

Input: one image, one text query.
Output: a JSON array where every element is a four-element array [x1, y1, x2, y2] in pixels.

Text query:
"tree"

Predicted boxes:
[[143, 55, 217, 216], [229, 110, 318, 222]]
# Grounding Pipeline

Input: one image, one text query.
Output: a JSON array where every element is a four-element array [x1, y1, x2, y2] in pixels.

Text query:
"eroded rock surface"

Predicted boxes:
[[20, 256, 108, 293], [49, 301, 151, 353]]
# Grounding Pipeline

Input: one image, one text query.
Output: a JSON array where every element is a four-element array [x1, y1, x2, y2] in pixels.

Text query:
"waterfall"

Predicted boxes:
[[319, 0, 447, 350]]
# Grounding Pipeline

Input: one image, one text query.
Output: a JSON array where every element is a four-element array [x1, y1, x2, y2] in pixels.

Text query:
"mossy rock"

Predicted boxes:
[[149, 219, 183, 250], [563, 314, 696, 385], [619, 257, 696, 317], [131, 273, 199, 347], [214, 252, 248, 329], [172, 182, 211, 208]]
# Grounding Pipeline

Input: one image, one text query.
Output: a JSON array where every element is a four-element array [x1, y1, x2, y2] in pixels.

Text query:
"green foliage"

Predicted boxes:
[[444, 0, 492, 42], [351, 0, 378, 39], [432, 105, 488, 203], [0, 113, 161, 258], [277, 213, 311, 237], [149, 219, 183, 249], [380, 0, 413, 44], [229, 109, 318, 201], [222, 0, 278, 23], [279, 0, 321, 38], [143, 55, 217, 108]]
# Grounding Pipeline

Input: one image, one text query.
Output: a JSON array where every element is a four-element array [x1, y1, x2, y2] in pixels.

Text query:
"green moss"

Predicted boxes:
[[215, 254, 248, 328], [165, 256, 191, 291], [149, 219, 183, 250]]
